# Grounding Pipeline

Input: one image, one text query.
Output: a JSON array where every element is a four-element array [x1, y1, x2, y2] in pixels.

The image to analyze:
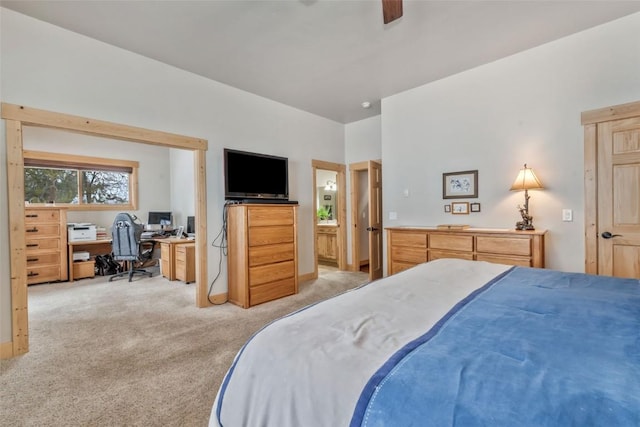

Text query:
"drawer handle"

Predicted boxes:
[[26, 214, 38, 218], [27, 271, 40, 277], [26, 227, 39, 233], [27, 258, 39, 262], [26, 243, 38, 248]]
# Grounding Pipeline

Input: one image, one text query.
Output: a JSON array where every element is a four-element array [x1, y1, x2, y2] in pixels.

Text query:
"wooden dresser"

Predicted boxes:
[[386, 226, 546, 276], [25, 207, 68, 285], [227, 203, 298, 308], [317, 224, 338, 266]]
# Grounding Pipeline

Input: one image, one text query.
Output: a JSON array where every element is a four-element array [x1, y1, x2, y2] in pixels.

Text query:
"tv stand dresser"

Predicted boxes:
[[227, 203, 298, 308], [386, 226, 546, 275]]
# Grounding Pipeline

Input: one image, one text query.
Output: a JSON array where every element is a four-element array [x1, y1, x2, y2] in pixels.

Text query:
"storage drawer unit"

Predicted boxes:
[[386, 227, 546, 275], [175, 243, 196, 283], [25, 207, 68, 285], [227, 204, 298, 308]]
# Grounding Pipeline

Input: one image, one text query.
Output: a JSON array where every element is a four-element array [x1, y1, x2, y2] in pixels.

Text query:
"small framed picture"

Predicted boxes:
[[444, 204, 451, 213], [470, 203, 481, 213], [176, 225, 184, 238], [443, 170, 478, 199], [323, 195, 332, 201], [451, 202, 470, 215]]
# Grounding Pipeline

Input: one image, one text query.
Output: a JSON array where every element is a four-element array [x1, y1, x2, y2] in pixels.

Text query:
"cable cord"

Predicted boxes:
[[207, 201, 235, 305]]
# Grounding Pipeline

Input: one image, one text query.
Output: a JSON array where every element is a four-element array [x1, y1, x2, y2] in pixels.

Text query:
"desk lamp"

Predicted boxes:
[[510, 163, 543, 230]]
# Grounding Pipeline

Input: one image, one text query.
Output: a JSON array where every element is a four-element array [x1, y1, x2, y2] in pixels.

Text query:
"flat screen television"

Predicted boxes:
[[224, 148, 289, 201]]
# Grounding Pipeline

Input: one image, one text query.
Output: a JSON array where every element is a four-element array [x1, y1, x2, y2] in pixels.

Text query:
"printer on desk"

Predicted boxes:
[[68, 223, 97, 242]]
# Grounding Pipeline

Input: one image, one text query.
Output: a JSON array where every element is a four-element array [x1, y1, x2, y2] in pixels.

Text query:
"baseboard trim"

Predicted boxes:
[[299, 272, 316, 283], [0, 341, 14, 359]]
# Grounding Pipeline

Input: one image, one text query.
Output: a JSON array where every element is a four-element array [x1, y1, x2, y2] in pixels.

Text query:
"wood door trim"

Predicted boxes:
[[581, 100, 640, 125], [2, 103, 209, 358], [582, 100, 640, 275]]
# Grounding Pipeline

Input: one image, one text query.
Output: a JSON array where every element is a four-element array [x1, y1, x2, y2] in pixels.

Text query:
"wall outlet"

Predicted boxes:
[[562, 209, 573, 222]]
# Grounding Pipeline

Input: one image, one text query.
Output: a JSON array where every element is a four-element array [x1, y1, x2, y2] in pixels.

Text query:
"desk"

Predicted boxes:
[[67, 237, 193, 282], [68, 239, 112, 282], [157, 238, 195, 281]]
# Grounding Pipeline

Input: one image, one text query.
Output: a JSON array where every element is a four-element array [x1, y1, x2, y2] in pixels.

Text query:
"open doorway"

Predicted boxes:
[[3, 103, 208, 357], [312, 160, 346, 279], [349, 160, 383, 282]]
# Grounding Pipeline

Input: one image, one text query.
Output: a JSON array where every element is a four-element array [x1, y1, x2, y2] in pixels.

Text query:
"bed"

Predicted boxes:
[[210, 258, 640, 426]]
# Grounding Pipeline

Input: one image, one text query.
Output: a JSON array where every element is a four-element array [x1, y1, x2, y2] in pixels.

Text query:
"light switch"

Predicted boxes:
[[403, 189, 409, 197], [562, 209, 573, 222], [389, 211, 398, 220]]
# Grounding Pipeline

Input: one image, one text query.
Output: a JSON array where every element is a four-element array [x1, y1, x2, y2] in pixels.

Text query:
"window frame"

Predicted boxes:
[[23, 150, 139, 211]]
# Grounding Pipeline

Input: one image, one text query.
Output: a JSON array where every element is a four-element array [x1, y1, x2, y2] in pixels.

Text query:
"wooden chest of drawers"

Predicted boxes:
[[175, 243, 195, 283], [25, 207, 68, 285], [386, 227, 546, 276], [227, 204, 298, 308]]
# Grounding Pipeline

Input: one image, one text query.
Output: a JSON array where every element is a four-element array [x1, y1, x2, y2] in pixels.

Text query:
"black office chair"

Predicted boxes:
[[109, 213, 153, 282]]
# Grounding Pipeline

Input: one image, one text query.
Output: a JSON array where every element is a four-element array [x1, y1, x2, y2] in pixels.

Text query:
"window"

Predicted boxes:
[[23, 150, 138, 210]]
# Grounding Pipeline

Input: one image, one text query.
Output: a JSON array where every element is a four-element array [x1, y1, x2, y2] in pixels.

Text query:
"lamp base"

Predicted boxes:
[[515, 223, 535, 231], [515, 205, 534, 231]]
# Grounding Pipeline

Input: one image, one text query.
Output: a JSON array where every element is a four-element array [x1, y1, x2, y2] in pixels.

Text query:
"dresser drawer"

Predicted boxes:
[[390, 246, 427, 264], [26, 252, 60, 266], [430, 234, 473, 252], [476, 236, 531, 256], [26, 238, 61, 251], [25, 224, 60, 237], [249, 226, 294, 246], [249, 260, 295, 287], [25, 209, 60, 223], [248, 207, 294, 227], [250, 277, 296, 306], [390, 231, 427, 248], [249, 243, 294, 267], [429, 250, 474, 261], [27, 265, 61, 285], [476, 254, 532, 267]]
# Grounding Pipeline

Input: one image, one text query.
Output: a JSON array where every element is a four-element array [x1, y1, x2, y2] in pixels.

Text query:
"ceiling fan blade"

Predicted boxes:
[[382, 0, 403, 24]]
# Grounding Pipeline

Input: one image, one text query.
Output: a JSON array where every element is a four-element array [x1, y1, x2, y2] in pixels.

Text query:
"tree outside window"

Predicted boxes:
[[23, 150, 138, 210]]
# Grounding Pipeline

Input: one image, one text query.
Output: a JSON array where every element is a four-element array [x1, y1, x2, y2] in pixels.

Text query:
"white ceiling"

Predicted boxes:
[[2, 0, 640, 124]]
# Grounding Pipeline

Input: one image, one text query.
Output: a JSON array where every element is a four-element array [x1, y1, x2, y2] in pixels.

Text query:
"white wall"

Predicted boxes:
[[0, 8, 344, 343], [22, 127, 173, 228], [169, 148, 195, 229], [381, 12, 640, 273]]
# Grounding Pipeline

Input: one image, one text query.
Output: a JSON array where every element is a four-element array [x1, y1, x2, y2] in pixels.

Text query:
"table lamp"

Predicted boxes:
[[510, 163, 543, 230]]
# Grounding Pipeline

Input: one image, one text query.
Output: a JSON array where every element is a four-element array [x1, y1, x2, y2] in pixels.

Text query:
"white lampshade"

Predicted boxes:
[[510, 164, 543, 191]]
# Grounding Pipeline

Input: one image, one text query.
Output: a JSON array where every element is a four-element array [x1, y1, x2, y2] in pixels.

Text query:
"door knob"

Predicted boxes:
[[366, 227, 379, 232], [601, 231, 622, 239]]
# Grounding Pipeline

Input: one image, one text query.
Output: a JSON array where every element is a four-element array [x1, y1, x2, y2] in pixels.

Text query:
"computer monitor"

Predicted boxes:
[[187, 216, 195, 234], [147, 211, 172, 228]]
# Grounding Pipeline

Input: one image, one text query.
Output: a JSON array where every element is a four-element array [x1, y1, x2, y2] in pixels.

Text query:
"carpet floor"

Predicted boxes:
[[1, 267, 368, 426]]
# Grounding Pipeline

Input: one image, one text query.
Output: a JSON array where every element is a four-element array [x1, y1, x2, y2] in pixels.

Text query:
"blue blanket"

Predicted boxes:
[[351, 267, 640, 426]]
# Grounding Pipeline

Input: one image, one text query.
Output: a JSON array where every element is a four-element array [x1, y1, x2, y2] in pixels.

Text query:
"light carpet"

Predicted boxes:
[[0, 266, 368, 426]]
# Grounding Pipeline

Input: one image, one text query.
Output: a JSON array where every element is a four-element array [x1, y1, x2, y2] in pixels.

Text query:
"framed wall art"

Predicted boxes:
[[443, 170, 478, 199], [444, 204, 451, 213], [470, 202, 481, 212], [451, 202, 470, 215]]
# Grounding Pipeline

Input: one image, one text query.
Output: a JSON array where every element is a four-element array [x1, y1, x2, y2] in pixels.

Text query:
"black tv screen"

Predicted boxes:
[[148, 211, 172, 226], [224, 148, 289, 201]]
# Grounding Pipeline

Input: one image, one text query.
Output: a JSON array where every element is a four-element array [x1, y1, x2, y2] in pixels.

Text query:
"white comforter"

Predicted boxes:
[[210, 259, 510, 427]]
